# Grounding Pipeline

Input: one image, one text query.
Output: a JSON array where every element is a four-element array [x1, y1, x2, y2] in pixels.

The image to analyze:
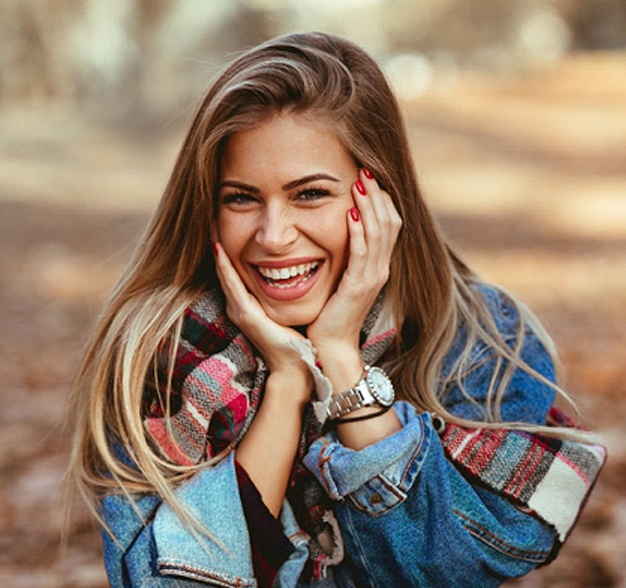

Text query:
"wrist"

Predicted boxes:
[[264, 369, 312, 409], [316, 345, 364, 394]]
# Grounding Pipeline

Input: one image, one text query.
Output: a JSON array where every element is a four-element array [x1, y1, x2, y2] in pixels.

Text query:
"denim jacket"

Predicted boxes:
[[100, 288, 575, 587]]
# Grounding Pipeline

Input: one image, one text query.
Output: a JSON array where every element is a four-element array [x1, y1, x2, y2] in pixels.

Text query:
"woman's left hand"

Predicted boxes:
[[307, 169, 402, 389]]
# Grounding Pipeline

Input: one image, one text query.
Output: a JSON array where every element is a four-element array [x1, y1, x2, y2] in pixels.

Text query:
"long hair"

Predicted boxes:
[[70, 32, 580, 523]]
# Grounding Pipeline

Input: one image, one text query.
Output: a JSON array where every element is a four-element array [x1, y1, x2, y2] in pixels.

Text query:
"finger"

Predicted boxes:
[[214, 242, 244, 299], [344, 206, 368, 280], [352, 175, 377, 227], [359, 169, 389, 223], [352, 178, 383, 265], [213, 242, 262, 326], [353, 177, 395, 272], [353, 181, 401, 289], [361, 170, 401, 242], [354, 171, 398, 247], [359, 171, 402, 256]]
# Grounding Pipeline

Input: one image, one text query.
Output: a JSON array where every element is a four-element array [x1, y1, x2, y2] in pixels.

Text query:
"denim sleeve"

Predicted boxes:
[[304, 307, 561, 585], [305, 403, 557, 587], [99, 452, 258, 587], [99, 452, 310, 587], [314, 288, 568, 585]]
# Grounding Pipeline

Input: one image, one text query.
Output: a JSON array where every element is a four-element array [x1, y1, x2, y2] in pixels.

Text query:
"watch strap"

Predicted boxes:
[[327, 367, 379, 421], [327, 386, 368, 420]]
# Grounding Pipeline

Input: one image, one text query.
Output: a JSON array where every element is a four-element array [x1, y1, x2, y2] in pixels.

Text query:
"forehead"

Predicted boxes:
[[219, 113, 354, 180]]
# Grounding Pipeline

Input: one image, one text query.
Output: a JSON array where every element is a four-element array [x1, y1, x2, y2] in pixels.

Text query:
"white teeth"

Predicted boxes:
[[258, 261, 319, 282]]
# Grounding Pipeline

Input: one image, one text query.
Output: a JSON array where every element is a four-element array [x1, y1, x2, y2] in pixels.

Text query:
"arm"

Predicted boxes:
[[213, 242, 313, 517], [305, 335, 561, 587], [234, 370, 309, 516], [307, 169, 403, 450], [306, 320, 604, 586]]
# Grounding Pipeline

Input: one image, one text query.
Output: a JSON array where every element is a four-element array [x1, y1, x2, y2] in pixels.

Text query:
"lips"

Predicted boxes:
[[249, 259, 323, 301]]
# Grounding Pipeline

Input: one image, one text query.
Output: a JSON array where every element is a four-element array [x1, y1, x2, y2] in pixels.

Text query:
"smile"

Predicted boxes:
[[256, 261, 320, 289]]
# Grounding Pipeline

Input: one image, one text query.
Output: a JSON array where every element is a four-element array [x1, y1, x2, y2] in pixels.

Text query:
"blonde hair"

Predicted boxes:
[[70, 32, 582, 525]]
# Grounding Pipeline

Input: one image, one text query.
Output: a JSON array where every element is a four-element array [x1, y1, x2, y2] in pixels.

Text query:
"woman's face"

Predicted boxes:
[[216, 113, 358, 326]]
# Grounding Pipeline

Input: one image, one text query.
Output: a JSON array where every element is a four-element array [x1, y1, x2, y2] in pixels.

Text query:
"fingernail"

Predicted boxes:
[[213, 242, 219, 256], [355, 180, 367, 196], [350, 207, 360, 222], [363, 168, 373, 179]]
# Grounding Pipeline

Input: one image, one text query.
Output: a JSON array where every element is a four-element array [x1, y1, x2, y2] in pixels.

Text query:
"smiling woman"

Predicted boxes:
[[69, 32, 605, 588]]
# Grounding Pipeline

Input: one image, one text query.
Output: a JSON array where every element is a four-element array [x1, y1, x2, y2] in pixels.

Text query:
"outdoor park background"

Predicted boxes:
[[0, 1, 625, 586]]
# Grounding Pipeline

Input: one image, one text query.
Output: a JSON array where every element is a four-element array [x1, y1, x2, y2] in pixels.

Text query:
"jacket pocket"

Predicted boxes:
[[449, 475, 556, 565]]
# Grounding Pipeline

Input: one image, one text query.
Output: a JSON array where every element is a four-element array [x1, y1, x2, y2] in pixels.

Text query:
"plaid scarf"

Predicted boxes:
[[143, 288, 605, 570]]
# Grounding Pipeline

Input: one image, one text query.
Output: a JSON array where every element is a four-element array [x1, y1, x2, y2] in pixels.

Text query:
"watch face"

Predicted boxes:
[[366, 367, 394, 406]]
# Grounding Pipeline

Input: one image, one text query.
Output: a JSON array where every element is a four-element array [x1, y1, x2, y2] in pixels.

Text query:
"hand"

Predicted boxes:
[[306, 169, 402, 389], [213, 242, 312, 394]]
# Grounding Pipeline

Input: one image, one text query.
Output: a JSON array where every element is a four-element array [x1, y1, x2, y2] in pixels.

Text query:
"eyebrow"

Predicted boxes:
[[218, 173, 341, 193], [282, 173, 340, 191]]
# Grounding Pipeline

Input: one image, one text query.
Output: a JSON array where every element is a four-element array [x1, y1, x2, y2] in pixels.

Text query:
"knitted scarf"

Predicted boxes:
[[143, 288, 606, 569]]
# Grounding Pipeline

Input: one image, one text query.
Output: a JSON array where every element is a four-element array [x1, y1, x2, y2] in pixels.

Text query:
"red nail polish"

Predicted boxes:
[[363, 168, 373, 179], [350, 207, 360, 222], [213, 242, 219, 256], [355, 180, 366, 195]]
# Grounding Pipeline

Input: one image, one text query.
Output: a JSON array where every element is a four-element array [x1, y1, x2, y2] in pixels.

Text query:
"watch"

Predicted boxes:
[[327, 365, 395, 421]]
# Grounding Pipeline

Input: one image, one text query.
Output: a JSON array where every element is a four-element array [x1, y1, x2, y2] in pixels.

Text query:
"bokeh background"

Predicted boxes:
[[1, 1, 625, 586]]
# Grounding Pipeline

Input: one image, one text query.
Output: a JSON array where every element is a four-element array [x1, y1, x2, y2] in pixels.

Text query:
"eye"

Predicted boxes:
[[220, 192, 258, 206], [296, 186, 331, 203]]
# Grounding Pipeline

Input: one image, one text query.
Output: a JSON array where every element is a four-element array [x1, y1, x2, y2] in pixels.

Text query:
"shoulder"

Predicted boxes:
[[443, 282, 527, 370], [472, 282, 523, 338], [462, 281, 556, 375], [441, 282, 557, 423]]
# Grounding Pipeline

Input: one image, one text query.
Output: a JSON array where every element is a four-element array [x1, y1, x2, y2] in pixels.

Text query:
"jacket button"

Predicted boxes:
[[370, 493, 383, 505]]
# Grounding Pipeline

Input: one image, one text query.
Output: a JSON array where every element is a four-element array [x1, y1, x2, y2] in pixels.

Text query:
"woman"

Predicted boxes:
[[70, 32, 605, 587]]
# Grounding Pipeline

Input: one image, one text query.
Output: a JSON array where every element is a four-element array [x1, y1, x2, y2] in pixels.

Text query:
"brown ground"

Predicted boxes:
[[1, 53, 624, 587]]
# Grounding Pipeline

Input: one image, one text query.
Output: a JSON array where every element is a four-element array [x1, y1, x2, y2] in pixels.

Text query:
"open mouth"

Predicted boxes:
[[256, 261, 320, 289]]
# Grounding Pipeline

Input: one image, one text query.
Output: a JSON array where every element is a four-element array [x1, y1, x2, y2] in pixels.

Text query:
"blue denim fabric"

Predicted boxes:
[[101, 453, 312, 587], [100, 286, 560, 587]]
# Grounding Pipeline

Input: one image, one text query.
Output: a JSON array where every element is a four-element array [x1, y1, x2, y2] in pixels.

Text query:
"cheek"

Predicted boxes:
[[216, 215, 248, 261], [306, 211, 350, 266], [332, 229, 350, 270]]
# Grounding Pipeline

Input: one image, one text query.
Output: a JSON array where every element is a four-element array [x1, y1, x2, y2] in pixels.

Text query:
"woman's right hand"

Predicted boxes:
[[213, 242, 312, 396]]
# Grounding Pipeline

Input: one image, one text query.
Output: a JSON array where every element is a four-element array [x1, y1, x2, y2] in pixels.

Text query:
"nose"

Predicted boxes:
[[254, 203, 298, 254]]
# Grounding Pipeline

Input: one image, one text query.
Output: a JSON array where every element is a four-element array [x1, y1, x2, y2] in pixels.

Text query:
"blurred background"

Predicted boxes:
[[0, 0, 625, 586]]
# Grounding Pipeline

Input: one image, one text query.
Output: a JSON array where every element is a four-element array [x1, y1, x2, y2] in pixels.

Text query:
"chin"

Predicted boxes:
[[264, 304, 321, 329]]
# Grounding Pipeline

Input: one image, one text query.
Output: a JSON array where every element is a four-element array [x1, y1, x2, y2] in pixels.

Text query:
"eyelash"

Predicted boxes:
[[221, 192, 256, 205], [296, 186, 330, 201], [220, 185, 331, 206]]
